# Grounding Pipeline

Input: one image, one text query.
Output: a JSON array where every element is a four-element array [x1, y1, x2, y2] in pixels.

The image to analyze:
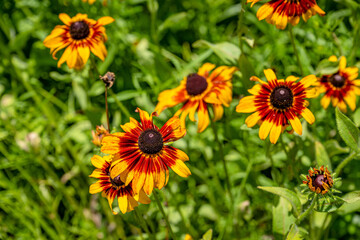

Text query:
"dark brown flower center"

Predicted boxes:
[[270, 86, 293, 109], [110, 174, 125, 188], [138, 129, 163, 154], [186, 73, 208, 96], [329, 73, 345, 88], [313, 174, 328, 190], [70, 21, 90, 40]]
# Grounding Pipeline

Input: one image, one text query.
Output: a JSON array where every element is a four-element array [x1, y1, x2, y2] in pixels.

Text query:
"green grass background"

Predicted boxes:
[[1, 0, 360, 239]]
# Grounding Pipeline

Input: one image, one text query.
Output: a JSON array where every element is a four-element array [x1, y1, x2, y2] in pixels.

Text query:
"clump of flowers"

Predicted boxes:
[[236, 69, 317, 144], [315, 56, 360, 112], [43, 13, 114, 69], [247, 0, 325, 29], [155, 63, 237, 133], [302, 166, 334, 195], [89, 155, 150, 214]]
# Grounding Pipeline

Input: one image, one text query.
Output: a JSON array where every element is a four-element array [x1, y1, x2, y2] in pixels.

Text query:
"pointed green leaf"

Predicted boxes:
[[258, 186, 302, 217], [315, 141, 332, 171], [337, 191, 360, 215], [335, 108, 359, 152], [202, 229, 213, 240], [286, 224, 307, 240], [273, 197, 296, 236], [193, 40, 241, 64]]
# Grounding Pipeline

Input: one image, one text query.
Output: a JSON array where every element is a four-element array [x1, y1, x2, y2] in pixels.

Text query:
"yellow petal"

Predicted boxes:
[[301, 108, 315, 124], [59, 13, 71, 25], [269, 124, 282, 144], [289, 117, 302, 135], [259, 119, 273, 140], [264, 69, 277, 82], [118, 195, 128, 214]]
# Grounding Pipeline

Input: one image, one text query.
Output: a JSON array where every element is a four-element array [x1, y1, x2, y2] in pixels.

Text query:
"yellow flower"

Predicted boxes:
[[43, 13, 114, 69], [236, 69, 316, 144], [89, 155, 150, 214], [248, 0, 325, 29], [155, 63, 237, 133], [101, 108, 191, 195], [316, 56, 360, 112]]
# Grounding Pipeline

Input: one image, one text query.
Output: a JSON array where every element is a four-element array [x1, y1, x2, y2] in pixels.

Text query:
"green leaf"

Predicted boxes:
[[337, 191, 360, 215], [258, 186, 302, 217], [193, 40, 241, 65], [202, 229, 213, 240], [286, 224, 307, 240], [315, 58, 339, 75], [335, 108, 360, 152], [314, 196, 345, 212], [273, 197, 296, 236], [72, 82, 87, 110], [315, 141, 332, 171]]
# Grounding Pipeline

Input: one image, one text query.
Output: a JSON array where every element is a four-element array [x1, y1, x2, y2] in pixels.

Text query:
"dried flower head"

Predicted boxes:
[[100, 72, 115, 88]]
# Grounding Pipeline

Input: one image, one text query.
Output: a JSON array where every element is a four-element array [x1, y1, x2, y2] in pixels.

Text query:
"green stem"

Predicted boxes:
[[105, 87, 110, 132], [296, 195, 317, 224], [289, 27, 304, 76], [134, 208, 154, 240], [153, 190, 177, 240], [335, 152, 357, 176], [237, 0, 247, 51], [210, 120, 234, 206]]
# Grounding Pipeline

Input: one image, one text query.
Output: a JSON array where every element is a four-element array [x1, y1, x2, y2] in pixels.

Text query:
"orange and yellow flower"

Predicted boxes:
[[89, 155, 150, 214], [316, 56, 360, 112], [44, 13, 114, 69], [101, 108, 191, 195], [236, 69, 316, 144], [248, 0, 325, 29], [155, 63, 237, 133], [302, 166, 333, 195]]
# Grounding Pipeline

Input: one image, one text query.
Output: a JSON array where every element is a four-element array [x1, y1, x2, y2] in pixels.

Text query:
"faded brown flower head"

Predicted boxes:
[[303, 166, 334, 195], [100, 72, 115, 88], [92, 125, 109, 146]]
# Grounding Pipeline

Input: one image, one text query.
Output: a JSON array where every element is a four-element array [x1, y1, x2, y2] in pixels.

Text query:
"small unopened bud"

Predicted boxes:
[[100, 72, 115, 88], [92, 125, 109, 147]]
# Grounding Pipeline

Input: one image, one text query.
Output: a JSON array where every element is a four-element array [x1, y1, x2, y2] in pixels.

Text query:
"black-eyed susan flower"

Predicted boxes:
[[155, 63, 237, 133], [316, 56, 360, 112], [43, 13, 114, 69], [302, 166, 334, 195], [236, 69, 316, 144], [248, 0, 325, 30], [101, 108, 191, 195], [89, 155, 150, 214], [91, 125, 109, 147]]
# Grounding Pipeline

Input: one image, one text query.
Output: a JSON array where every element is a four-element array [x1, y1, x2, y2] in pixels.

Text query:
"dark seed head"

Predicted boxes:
[[314, 174, 328, 190], [329, 73, 345, 88], [186, 73, 208, 96], [70, 21, 90, 40], [270, 86, 293, 109], [110, 174, 125, 188], [138, 129, 163, 154]]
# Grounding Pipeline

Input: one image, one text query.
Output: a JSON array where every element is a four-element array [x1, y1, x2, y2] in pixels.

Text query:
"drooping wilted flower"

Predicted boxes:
[[155, 63, 237, 133]]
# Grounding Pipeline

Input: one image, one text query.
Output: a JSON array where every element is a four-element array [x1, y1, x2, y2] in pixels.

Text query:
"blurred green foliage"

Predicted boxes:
[[1, 0, 360, 239]]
